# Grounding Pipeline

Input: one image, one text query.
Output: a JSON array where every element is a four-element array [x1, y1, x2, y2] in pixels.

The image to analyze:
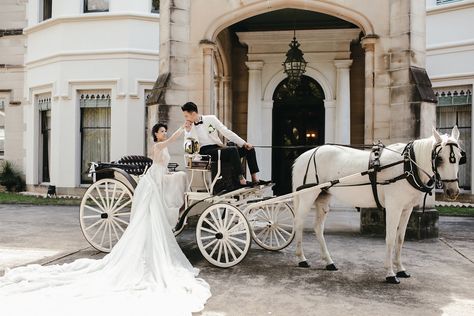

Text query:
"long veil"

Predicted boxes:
[[0, 163, 211, 316]]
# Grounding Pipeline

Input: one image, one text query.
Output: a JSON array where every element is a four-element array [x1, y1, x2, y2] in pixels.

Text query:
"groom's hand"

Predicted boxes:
[[184, 120, 192, 132], [244, 142, 253, 150]]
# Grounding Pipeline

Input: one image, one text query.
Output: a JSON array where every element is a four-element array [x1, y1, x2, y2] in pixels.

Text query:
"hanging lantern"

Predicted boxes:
[[282, 31, 307, 87]]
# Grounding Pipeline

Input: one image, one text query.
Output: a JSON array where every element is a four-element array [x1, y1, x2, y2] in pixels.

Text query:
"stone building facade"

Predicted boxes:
[[150, 0, 436, 187]]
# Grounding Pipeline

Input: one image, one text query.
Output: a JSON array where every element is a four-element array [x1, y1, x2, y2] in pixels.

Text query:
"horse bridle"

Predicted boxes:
[[431, 141, 467, 184]]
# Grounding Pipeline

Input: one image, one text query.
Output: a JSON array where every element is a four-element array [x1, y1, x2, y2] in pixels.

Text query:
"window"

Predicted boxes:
[[435, 87, 472, 190], [436, 0, 463, 5], [40, 0, 52, 22], [84, 0, 109, 13], [151, 0, 160, 13], [37, 94, 51, 183], [80, 91, 111, 184]]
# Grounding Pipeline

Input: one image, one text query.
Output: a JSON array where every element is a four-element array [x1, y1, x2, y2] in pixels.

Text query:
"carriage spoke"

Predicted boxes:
[[110, 219, 121, 241], [114, 216, 130, 226], [217, 241, 223, 262], [203, 238, 218, 250], [226, 238, 244, 254], [85, 218, 103, 231], [209, 240, 221, 257], [272, 230, 280, 247], [275, 227, 287, 243], [223, 239, 229, 263], [90, 220, 106, 240], [105, 182, 110, 210], [222, 208, 229, 231], [200, 226, 218, 235], [229, 229, 247, 236], [224, 240, 237, 261], [100, 222, 109, 246], [110, 218, 125, 233], [110, 190, 126, 212], [113, 212, 131, 217], [276, 226, 292, 236], [203, 218, 220, 233], [109, 182, 117, 210], [95, 186, 108, 211], [225, 212, 236, 231], [108, 222, 113, 250], [229, 236, 247, 245], [255, 227, 269, 239], [111, 199, 132, 214], [199, 235, 216, 241], [87, 194, 106, 213], [209, 210, 223, 230], [278, 223, 293, 228], [83, 215, 101, 219], [217, 208, 225, 231], [84, 205, 103, 214]]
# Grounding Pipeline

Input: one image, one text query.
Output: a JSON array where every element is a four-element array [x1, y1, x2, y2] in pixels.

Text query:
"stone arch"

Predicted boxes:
[[263, 67, 334, 104], [204, 0, 374, 41]]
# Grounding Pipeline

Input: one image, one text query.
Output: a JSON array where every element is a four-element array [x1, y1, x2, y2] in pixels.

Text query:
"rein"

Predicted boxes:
[[293, 140, 465, 212]]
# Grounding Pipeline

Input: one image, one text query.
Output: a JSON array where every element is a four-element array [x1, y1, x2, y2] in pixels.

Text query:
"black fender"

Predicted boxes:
[[95, 167, 138, 191]]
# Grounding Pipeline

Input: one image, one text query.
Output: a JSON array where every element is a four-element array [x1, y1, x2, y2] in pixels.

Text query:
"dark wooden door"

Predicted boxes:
[[272, 76, 325, 195]]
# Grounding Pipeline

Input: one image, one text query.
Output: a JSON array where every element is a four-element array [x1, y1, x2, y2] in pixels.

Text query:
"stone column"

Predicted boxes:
[[324, 100, 336, 143], [334, 59, 352, 144], [202, 42, 216, 114], [245, 61, 264, 147], [222, 76, 232, 128], [361, 35, 378, 144]]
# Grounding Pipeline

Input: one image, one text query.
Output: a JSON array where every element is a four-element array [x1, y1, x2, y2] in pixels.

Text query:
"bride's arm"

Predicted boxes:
[[155, 124, 185, 150]]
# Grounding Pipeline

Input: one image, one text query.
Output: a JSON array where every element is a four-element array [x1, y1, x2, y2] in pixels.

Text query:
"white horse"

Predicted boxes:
[[292, 127, 464, 284]]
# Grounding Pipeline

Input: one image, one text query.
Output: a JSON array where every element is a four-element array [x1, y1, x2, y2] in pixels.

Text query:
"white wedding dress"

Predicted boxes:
[[0, 127, 211, 316]]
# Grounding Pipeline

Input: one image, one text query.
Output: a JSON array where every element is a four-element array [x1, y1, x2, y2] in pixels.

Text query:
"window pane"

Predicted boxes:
[[84, 0, 109, 12], [81, 106, 111, 183], [151, 0, 160, 13], [42, 0, 52, 21]]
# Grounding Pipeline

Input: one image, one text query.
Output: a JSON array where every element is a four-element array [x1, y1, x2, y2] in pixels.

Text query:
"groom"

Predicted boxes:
[[182, 101, 267, 186]]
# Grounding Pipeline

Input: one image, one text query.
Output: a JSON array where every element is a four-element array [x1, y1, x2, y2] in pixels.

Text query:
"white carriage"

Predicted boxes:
[[79, 150, 296, 268]]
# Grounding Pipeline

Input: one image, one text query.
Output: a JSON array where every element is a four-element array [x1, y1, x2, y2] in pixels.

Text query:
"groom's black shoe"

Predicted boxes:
[[252, 180, 271, 186]]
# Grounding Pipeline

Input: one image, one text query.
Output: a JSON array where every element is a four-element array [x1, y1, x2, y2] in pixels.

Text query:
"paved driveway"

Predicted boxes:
[[1, 204, 473, 315]]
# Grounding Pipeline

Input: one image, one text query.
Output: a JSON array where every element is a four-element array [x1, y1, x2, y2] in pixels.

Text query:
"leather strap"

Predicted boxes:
[[368, 142, 385, 210]]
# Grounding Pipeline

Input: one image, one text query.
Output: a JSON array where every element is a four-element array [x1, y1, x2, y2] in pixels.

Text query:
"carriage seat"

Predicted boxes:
[[94, 155, 178, 176]]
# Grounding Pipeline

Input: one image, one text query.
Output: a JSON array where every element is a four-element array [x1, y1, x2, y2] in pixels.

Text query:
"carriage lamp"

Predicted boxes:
[[282, 30, 307, 87]]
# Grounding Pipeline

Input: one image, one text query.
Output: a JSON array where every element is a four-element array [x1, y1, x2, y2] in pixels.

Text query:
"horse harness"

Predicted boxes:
[[298, 141, 466, 212]]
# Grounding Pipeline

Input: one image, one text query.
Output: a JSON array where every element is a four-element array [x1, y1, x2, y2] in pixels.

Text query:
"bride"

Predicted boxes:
[[0, 123, 211, 316]]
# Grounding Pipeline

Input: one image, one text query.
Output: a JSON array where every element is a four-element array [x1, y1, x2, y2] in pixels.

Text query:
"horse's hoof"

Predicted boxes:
[[396, 271, 411, 278], [298, 261, 310, 268], [386, 276, 401, 284], [326, 263, 338, 271]]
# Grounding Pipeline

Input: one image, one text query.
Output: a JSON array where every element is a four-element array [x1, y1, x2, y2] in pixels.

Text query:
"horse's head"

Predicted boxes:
[[432, 126, 466, 200]]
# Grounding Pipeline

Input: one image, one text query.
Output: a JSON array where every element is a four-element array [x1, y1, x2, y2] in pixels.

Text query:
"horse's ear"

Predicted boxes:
[[451, 125, 460, 141], [432, 127, 442, 143]]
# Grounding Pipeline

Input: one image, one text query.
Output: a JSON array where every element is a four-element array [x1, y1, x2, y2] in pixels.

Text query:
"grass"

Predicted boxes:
[[436, 206, 474, 217], [0, 192, 81, 206]]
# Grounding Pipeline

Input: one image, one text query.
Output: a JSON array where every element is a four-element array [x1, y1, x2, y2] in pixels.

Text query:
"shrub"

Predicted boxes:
[[0, 161, 26, 192]]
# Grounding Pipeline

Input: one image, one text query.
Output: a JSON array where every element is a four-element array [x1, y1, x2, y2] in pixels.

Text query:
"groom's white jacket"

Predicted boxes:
[[184, 115, 246, 148]]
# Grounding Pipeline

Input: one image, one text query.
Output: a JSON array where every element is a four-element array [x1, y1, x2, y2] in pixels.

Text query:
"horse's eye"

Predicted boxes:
[[436, 157, 443, 166]]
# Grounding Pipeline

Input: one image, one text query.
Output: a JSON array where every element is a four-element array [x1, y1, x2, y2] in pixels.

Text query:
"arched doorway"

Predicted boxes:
[[272, 75, 325, 195]]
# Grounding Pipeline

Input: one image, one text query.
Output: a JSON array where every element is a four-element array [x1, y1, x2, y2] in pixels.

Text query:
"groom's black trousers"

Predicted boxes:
[[199, 145, 260, 176]]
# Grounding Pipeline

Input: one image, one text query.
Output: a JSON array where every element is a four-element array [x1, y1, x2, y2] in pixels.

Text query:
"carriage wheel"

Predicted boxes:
[[196, 203, 251, 268], [247, 203, 295, 251], [80, 178, 133, 252]]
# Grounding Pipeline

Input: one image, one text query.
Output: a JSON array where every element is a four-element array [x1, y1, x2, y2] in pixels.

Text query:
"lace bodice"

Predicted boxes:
[[152, 126, 184, 167], [152, 146, 171, 167]]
